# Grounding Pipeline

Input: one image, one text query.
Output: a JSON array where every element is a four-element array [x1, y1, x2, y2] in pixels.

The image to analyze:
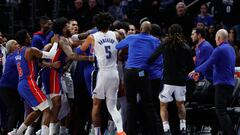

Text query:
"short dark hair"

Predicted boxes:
[[93, 12, 114, 31], [151, 24, 161, 37], [15, 29, 28, 45], [195, 28, 206, 38], [111, 21, 129, 32], [52, 17, 68, 34], [39, 16, 50, 25]]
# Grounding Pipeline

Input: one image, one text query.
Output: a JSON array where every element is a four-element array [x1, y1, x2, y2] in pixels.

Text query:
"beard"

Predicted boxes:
[[192, 39, 198, 45], [64, 29, 72, 38]]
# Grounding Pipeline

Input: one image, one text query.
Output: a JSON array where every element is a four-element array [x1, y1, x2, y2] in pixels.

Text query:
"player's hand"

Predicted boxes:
[[53, 34, 60, 43], [51, 61, 61, 69], [88, 56, 94, 62], [188, 70, 199, 78]]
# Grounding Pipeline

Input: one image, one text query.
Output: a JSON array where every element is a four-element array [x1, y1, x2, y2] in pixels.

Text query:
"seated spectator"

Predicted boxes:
[[84, 0, 102, 30], [171, 2, 194, 41], [67, 0, 87, 32], [196, 21, 206, 29], [206, 25, 217, 48], [195, 3, 214, 28], [108, 0, 128, 21], [229, 27, 240, 53], [229, 27, 240, 66]]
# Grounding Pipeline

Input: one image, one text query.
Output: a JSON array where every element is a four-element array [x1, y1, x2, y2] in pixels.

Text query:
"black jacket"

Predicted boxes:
[[148, 41, 194, 86]]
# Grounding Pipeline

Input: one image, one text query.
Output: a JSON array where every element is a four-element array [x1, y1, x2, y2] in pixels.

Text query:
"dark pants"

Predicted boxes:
[[150, 78, 162, 117], [124, 69, 161, 135], [214, 84, 236, 135], [0, 87, 23, 135]]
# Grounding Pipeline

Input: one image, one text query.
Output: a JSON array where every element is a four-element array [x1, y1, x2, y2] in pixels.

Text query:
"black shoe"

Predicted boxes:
[[180, 129, 187, 135], [163, 130, 172, 135]]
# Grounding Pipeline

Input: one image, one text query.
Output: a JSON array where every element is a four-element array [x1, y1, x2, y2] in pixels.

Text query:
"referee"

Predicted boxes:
[[116, 21, 161, 135]]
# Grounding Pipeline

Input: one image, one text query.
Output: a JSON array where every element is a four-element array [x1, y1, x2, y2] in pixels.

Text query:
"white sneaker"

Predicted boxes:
[[8, 129, 17, 135], [35, 129, 41, 135], [24, 126, 34, 135]]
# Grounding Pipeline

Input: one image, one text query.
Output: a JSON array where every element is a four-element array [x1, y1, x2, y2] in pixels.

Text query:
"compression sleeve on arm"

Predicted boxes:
[[41, 42, 58, 59], [71, 34, 79, 42]]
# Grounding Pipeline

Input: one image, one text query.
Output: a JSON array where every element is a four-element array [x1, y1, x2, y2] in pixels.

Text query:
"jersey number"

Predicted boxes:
[[104, 46, 111, 59], [17, 62, 23, 77]]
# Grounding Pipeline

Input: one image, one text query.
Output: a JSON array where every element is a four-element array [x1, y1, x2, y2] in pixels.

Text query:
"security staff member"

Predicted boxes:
[[116, 21, 161, 135]]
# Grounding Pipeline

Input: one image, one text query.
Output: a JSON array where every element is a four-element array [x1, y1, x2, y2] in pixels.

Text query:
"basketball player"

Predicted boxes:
[[41, 17, 91, 135], [8, 29, 59, 135], [0, 40, 22, 135], [148, 24, 194, 135], [76, 12, 126, 135]]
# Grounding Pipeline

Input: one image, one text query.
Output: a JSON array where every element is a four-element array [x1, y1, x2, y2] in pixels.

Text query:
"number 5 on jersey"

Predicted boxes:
[[105, 46, 111, 59]]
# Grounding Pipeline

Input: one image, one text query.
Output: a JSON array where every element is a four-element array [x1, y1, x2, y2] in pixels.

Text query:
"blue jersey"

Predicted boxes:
[[195, 42, 235, 86], [31, 31, 54, 50], [147, 54, 163, 80], [15, 47, 47, 108], [116, 33, 160, 70], [195, 40, 214, 81], [15, 47, 36, 81], [0, 52, 18, 89], [146, 40, 163, 80], [76, 45, 95, 96], [195, 14, 214, 27], [76, 28, 98, 96]]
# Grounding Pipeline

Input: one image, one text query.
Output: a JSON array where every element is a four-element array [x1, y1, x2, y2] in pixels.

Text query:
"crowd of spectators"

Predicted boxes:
[[0, 0, 239, 41]]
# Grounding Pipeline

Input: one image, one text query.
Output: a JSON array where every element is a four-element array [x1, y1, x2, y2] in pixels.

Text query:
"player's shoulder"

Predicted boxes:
[[202, 41, 213, 49], [59, 37, 70, 44], [28, 47, 39, 52], [126, 34, 137, 39]]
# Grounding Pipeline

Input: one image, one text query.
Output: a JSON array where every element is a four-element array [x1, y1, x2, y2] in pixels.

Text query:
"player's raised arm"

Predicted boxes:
[[80, 34, 94, 51], [29, 42, 58, 59]]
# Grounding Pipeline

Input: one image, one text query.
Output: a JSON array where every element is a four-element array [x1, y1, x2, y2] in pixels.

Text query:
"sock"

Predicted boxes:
[[59, 126, 66, 134], [41, 125, 49, 135], [163, 121, 170, 132], [180, 119, 186, 130], [24, 126, 34, 135], [49, 123, 56, 135], [94, 127, 101, 135], [17, 123, 27, 135]]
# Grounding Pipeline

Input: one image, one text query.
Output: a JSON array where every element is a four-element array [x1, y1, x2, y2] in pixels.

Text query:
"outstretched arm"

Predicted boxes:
[[41, 42, 58, 59], [115, 36, 131, 50], [80, 35, 94, 51], [30, 34, 59, 59], [29, 42, 58, 59]]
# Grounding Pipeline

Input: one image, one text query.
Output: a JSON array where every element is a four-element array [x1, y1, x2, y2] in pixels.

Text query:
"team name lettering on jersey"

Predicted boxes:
[[15, 55, 21, 61], [98, 38, 115, 45]]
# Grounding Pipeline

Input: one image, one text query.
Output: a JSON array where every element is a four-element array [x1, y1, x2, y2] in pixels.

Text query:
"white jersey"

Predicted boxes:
[[92, 31, 118, 70]]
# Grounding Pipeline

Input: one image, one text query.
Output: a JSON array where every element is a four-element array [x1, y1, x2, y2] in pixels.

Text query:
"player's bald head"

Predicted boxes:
[[215, 29, 228, 46], [140, 21, 152, 33], [216, 29, 228, 41]]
